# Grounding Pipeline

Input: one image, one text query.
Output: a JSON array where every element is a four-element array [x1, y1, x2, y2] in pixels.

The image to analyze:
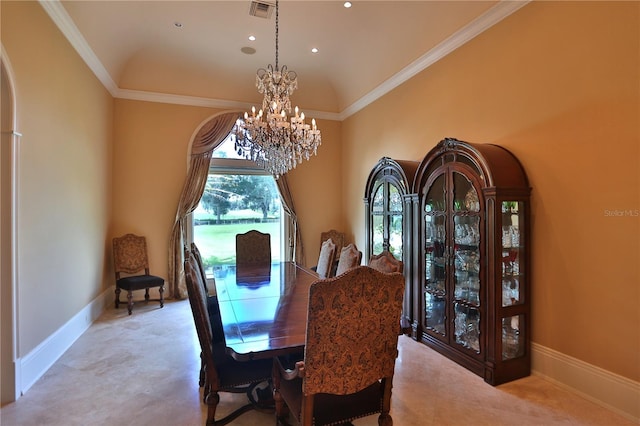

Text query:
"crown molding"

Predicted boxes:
[[38, 0, 118, 96], [115, 89, 341, 122], [40, 0, 529, 122], [339, 0, 530, 120]]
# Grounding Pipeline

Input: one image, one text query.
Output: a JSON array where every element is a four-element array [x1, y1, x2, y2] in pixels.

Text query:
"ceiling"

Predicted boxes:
[[43, 1, 528, 120]]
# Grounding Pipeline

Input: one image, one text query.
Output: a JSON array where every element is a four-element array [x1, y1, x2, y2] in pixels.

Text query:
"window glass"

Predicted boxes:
[[191, 133, 285, 279]]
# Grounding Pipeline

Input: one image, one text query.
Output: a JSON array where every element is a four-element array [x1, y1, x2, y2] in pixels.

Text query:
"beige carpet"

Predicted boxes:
[[1, 299, 635, 426]]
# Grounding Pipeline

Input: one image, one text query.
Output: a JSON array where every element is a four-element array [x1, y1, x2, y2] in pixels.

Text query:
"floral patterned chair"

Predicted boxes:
[[368, 250, 403, 274], [273, 266, 405, 426], [184, 251, 273, 425], [334, 243, 363, 276], [112, 234, 164, 315]]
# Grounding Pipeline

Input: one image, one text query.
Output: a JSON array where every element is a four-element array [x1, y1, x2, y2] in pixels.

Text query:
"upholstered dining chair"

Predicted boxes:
[[319, 229, 345, 259], [236, 230, 271, 266], [315, 238, 337, 279], [187, 243, 225, 388], [112, 233, 164, 315], [184, 251, 274, 425], [236, 230, 272, 281], [273, 266, 405, 426], [334, 243, 363, 276], [368, 250, 404, 274]]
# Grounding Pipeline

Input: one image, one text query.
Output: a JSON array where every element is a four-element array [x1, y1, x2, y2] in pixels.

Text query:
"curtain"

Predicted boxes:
[[168, 111, 240, 299], [276, 175, 306, 266]]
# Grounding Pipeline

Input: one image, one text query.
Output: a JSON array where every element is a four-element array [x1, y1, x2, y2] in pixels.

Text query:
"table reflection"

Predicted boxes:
[[212, 262, 318, 360]]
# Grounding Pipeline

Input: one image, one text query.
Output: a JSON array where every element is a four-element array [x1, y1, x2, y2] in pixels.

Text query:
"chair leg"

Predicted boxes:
[[127, 290, 133, 315], [145, 288, 150, 301], [159, 285, 165, 308], [115, 287, 121, 308]]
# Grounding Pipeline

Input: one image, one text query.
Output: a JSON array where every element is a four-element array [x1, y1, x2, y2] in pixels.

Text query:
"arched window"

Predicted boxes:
[[188, 134, 287, 279]]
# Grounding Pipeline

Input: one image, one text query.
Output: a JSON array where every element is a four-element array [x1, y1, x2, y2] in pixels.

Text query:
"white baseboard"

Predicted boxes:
[[532, 342, 640, 423], [17, 288, 110, 396]]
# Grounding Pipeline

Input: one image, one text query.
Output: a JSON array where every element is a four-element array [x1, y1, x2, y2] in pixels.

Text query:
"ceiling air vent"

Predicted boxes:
[[249, 1, 275, 19]]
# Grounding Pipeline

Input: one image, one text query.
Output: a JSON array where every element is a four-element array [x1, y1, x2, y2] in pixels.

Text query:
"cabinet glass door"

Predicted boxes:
[[501, 201, 524, 306], [370, 179, 404, 257], [371, 183, 384, 254], [501, 201, 526, 360], [452, 172, 481, 353], [424, 174, 446, 336]]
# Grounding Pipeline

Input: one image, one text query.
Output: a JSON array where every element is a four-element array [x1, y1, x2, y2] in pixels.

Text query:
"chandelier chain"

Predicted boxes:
[[275, 0, 279, 70], [231, 0, 321, 178]]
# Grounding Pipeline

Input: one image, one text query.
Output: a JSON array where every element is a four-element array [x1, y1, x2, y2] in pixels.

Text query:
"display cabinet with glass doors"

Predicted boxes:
[[412, 138, 531, 385], [364, 157, 418, 332]]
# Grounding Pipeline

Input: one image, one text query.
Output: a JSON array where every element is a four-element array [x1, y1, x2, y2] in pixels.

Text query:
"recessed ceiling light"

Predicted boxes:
[[248, 35, 256, 41], [174, 21, 183, 28], [344, 1, 352, 8], [241, 46, 257, 55], [311, 48, 319, 54]]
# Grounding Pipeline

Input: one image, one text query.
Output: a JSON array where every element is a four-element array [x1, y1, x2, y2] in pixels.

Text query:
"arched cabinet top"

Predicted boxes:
[[364, 157, 419, 200], [412, 138, 530, 193]]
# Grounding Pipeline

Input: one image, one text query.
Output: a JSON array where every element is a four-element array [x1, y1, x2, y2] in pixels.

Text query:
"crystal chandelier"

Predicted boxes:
[[232, 0, 321, 178]]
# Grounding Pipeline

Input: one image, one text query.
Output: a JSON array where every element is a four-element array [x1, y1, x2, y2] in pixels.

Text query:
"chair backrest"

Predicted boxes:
[[368, 250, 403, 274], [190, 242, 213, 294], [334, 243, 363, 276], [315, 238, 337, 279], [319, 229, 345, 257], [113, 234, 150, 277], [236, 230, 271, 267], [184, 252, 221, 384], [304, 266, 404, 396]]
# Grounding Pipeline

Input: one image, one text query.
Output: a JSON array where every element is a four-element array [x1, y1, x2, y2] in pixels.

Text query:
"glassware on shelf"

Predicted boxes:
[[502, 278, 520, 306], [502, 315, 524, 360], [425, 292, 446, 335], [454, 303, 480, 353]]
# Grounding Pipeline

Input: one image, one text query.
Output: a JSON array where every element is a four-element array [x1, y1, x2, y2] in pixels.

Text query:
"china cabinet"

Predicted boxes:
[[412, 138, 531, 385], [364, 157, 418, 331]]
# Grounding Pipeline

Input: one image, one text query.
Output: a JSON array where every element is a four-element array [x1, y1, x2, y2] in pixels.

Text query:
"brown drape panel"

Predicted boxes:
[[276, 175, 306, 266], [168, 111, 240, 299]]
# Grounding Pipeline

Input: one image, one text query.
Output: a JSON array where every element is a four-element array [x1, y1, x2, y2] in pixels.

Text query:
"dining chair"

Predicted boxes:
[[319, 229, 345, 258], [315, 238, 337, 279], [112, 233, 164, 315], [184, 251, 274, 425], [334, 243, 362, 276], [273, 266, 405, 426], [236, 230, 271, 266], [368, 250, 404, 274], [236, 230, 272, 281]]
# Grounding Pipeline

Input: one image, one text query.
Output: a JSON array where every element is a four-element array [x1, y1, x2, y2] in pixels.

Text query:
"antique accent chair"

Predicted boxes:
[[315, 238, 337, 279], [334, 243, 363, 276], [184, 251, 273, 425], [273, 266, 404, 426], [112, 233, 164, 315], [368, 250, 404, 274]]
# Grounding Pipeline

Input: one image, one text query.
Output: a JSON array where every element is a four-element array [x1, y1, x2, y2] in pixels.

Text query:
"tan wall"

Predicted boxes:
[[1, 1, 113, 355], [342, 1, 639, 381], [111, 100, 222, 283]]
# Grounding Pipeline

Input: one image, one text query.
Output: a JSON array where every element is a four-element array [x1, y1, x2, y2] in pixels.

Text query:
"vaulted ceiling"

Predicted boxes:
[[43, 1, 528, 120]]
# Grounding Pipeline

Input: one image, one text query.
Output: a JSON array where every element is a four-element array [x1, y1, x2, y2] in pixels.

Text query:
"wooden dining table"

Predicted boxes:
[[214, 261, 319, 361]]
